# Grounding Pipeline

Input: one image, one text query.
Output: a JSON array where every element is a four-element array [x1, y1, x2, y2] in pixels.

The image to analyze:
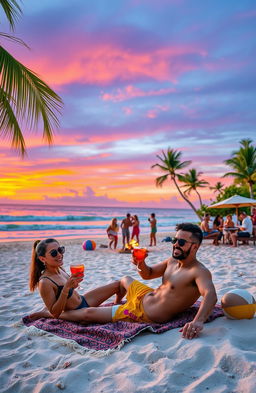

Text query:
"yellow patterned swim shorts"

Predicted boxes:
[[112, 280, 154, 323]]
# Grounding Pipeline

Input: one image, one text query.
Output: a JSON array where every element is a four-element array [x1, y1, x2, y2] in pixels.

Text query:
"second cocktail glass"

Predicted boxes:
[[70, 264, 85, 290]]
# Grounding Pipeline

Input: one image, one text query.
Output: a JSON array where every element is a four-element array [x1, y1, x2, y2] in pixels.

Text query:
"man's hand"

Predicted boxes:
[[179, 321, 204, 339]]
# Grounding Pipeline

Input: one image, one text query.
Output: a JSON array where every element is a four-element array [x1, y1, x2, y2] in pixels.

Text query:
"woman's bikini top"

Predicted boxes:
[[39, 276, 74, 300]]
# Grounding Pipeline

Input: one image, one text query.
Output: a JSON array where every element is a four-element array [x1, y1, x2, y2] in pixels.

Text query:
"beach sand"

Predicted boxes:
[[0, 234, 255, 393]]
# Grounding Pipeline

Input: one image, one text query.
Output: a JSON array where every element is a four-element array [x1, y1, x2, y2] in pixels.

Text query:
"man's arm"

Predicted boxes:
[[132, 255, 168, 280], [180, 267, 217, 339]]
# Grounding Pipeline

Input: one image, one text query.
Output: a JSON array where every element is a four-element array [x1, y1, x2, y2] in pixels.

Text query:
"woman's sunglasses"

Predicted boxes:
[[49, 246, 65, 257], [171, 238, 195, 247]]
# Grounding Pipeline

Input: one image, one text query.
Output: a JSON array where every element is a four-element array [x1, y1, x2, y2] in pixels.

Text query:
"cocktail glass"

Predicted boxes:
[[132, 248, 147, 271], [70, 264, 85, 290]]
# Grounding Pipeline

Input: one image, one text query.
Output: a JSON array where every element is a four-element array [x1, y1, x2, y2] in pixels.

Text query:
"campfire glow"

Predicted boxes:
[[125, 239, 139, 250]]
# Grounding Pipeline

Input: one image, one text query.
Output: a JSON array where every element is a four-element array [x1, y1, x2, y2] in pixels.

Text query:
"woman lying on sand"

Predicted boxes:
[[29, 238, 123, 320]]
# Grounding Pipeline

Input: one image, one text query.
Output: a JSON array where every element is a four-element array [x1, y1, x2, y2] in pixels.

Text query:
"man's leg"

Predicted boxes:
[[231, 233, 237, 247], [213, 233, 219, 245], [149, 232, 153, 246]]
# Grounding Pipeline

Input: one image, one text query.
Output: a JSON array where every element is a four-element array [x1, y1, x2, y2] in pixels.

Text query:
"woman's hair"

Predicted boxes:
[[213, 215, 221, 226], [110, 218, 118, 231], [29, 238, 58, 291]]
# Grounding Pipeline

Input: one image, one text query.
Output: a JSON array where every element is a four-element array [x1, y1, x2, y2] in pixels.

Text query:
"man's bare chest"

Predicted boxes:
[[163, 264, 196, 289]]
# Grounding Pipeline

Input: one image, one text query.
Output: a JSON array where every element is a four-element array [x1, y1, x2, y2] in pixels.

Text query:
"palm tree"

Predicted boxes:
[[223, 139, 256, 199], [179, 169, 209, 208], [151, 148, 202, 219], [210, 181, 225, 196], [0, 0, 63, 156]]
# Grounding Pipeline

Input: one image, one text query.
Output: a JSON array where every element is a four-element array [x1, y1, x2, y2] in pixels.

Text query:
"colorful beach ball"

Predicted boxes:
[[221, 289, 256, 319], [82, 240, 96, 251]]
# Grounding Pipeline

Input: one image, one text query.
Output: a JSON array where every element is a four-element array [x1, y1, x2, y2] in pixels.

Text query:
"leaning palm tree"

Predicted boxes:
[[210, 181, 225, 196], [151, 148, 202, 219], [223, 139, 256, 199], [179, 169, 209, 208], [0, 0, 63, 156]]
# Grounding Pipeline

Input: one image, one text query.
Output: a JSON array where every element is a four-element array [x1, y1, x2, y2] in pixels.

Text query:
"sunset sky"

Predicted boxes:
[[1, 0, 256, 208]]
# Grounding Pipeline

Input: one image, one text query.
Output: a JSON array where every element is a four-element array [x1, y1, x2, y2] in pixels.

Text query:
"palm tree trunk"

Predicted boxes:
[[248, 182, 254, 199], [195, 190, 203, 208], [172, 177, 202, 220], [248, 182, 254, 214]]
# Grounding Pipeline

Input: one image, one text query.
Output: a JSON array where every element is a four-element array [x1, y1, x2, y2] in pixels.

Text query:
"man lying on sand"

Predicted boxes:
[[29, 223, 217, 340]]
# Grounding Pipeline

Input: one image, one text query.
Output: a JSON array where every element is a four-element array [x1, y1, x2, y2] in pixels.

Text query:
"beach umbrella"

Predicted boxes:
[[209, 194, 256, 221]]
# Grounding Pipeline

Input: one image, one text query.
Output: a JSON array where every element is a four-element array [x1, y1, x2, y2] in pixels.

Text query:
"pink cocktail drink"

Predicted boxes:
[[70, 264, 84, 277], [132, 248, 147, 272], [132, 248, 147, 260]]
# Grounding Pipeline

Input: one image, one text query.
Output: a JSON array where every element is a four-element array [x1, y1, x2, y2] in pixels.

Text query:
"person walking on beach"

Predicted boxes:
[[148, 213, 157, 246], [121, 213, 132, 249], [29, 238, 123, 320], [30, 224, 217, 340], [106, 218, 119, 249], [131, 215, 140, 244]]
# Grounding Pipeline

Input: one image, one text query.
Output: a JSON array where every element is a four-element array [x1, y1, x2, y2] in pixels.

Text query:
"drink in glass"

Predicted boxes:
[[70, 264, 84, 277], [132, 248, 147, 271], [70, 264, 85, 289]]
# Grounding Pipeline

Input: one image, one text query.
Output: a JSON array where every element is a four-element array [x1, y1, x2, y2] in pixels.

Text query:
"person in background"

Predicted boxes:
[[251, 208, 256, 225], [230, 211, 253, 247], [222, 214, 235, 244], [121, 213, 132, 250], [106, 218, 119, 249], [148, 213, 157, 246], [200, 213, 220, 245], [131, 215, 140, 244], [213, 215, 223, 241]]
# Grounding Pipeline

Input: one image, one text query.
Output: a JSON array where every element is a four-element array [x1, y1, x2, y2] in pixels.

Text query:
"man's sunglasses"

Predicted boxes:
[[171, 238, 195, 247], [49, 246, 65, 257]]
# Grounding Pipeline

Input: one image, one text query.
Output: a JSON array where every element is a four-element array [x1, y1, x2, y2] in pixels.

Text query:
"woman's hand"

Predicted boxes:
[[64, 274, 83, 290]]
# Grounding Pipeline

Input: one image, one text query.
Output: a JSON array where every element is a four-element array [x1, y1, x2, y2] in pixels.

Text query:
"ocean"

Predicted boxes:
[[0, 203, 198, 242]]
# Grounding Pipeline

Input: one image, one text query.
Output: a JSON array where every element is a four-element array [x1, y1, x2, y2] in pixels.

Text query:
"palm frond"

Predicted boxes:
[[155, 175, 169, 187], [0, 46, 63, 153], [0, 0, 22, 30], [0, 86, 26, 154], [0, 32, 29, 48]]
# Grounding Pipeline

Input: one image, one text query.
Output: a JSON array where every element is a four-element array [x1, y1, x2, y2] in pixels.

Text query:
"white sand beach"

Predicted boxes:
[[0, 234, 255, 393]]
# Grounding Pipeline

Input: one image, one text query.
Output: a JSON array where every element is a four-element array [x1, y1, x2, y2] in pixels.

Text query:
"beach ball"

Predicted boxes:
[[82, 240, 96, 251], [221, 289, 256, 319]]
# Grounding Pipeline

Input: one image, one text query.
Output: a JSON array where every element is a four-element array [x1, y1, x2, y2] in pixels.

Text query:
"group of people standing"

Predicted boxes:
[[106, 213, 157, 250]]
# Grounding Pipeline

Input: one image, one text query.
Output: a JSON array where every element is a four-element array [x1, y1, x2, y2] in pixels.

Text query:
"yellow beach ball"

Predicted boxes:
[[221, 289, 256, 320]]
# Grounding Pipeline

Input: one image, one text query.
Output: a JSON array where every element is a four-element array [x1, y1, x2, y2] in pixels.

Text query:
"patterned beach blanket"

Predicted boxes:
[[22, 302, 224, 355]]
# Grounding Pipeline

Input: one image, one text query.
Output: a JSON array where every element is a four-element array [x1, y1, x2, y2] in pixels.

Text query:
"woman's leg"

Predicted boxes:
[[60, 306, 113, 323], [29, 306, 52, 320]]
